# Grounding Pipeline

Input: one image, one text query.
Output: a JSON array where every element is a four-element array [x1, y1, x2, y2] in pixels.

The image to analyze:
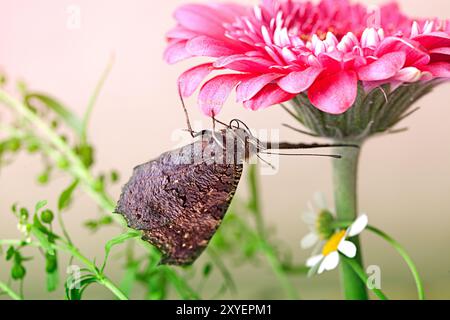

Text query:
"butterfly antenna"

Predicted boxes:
[[177, 85, 195, 138], [260, 151, 342, 159]]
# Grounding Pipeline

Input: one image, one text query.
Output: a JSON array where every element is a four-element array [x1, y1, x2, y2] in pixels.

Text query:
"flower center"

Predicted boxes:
[[322, 230, 346, 256]]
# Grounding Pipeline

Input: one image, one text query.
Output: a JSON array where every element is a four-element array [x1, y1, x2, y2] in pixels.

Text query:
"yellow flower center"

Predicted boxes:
[[322, 230, 346, 256]]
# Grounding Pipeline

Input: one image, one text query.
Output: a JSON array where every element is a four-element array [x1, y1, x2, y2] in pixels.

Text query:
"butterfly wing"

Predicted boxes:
[[116, 140, 243, 265]]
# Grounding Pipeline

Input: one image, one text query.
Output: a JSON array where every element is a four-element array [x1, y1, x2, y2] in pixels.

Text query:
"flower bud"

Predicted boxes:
[[41, 209, 54, 224]]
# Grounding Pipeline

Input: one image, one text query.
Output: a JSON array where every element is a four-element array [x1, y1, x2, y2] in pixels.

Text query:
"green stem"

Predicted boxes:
[[366, 225, 425, 300], [0, 239, 128, 300], [82, 56, 114, 144], [0, 89, 119, 220], [261, 242, 299, 300], [333, 143, 368, 300], [341, 255, 388, 300], [0, 281, 22, 300], [247, 164, 298, 299], [332, 221, 425, 300], [247, 165, 265, 237]]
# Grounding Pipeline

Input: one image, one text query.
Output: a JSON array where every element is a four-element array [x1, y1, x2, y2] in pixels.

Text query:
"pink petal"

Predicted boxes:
[[198, 74, 248, 116], [421, 62, 450, 78], [178, 63, 214, 97], [166, 26, 198, 40], [308, 71, 358, 114], [430, 47, 450, 63], [375, 37, 430, 67], [214, 55, 273, 72], [243, 84, 295, 111], [236, 73, 283, 102], [174, 4, 226, 38], [163, 40, 192, 64], [186, 36, 237, 57], [357, 52, 406, 81], [278, 67, 323, 94], [413, 32, 450, 50]]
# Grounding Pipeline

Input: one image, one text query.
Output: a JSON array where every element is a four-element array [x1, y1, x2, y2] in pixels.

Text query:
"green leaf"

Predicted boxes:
[[34, 200, 47, 214], [25, 93, 84, 138], [58, 180, 79, 212], [101, 231, 141, 272], [65, 275, 98, 300], [6, 247, 15, 261]]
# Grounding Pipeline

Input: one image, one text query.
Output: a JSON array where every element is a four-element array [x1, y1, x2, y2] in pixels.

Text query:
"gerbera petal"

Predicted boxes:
[[338, 240, 357, 258], [166, 26, 198, 40], [430, 47, 450, 63], [301, 232, 320, 249], [319, 251, 339, 274], [243, 84, 295, 111], [375, 37, 430, 67], [163, 40, 192, 64], [357, 52, 406, 81], [348, 214, 368, 237], [308, 71, 358, 114], [198, 74, 248, 116], [413, 32, 450, 50], [236, 73, 282, 102], [278, 67, 323, 94], [306, 254, 323, 267], [178, 63, 214, 97], [186, 36, 237, 57], [214, 55, 274, 72], [421, 62, 450, 78], [174, 4, 226, 38]]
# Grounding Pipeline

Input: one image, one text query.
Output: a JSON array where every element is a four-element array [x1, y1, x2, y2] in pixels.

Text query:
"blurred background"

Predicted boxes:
[[0, 0, 449, 299]]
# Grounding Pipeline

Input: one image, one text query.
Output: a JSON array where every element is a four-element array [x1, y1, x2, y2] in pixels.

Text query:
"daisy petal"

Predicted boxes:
[[338, 240, 357, 258], [348, 214, 368, 237], [301, 232, 319, 249], [320, 251, 340, 273], [306, 254, 323, 267]]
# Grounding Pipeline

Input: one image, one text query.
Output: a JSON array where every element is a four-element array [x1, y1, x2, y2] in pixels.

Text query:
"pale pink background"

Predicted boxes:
[[1, 0, 450, 299]]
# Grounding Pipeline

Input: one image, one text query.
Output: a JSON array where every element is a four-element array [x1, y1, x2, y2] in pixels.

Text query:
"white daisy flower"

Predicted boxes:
[[306, 214, 368, 275], [300, 193, 331, 250]]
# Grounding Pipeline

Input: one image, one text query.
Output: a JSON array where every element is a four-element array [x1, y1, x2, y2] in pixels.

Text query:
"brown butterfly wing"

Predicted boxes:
[[116, 140, 243, 265]]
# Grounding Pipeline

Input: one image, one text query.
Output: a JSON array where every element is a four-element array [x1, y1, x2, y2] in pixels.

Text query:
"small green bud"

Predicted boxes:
[[37, 172, 49, 184], [11, 264, 26, 280], [57, 158, 69, 169], [27, 142, 39, 153], [7, 138, 21, 152], [41, 209, 54, 224], [110, 170, 119, 183], [99, 216, 113, 225], [19, 208, 29, 220]]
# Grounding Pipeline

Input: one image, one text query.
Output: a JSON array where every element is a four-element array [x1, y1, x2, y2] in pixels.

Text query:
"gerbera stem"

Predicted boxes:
[[333, 142, 368, 300]]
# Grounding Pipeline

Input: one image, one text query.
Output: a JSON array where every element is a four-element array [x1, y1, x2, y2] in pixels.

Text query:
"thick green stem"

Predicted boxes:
[[333, 143, 368, 300]]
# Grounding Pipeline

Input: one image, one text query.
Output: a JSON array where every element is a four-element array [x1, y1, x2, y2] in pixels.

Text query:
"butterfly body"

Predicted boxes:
[[116, 129, 251, 265]]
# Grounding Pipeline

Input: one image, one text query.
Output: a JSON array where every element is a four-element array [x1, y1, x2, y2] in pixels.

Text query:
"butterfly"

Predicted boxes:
[[115, 90, 353, 265], [115, 118, 354, 265]]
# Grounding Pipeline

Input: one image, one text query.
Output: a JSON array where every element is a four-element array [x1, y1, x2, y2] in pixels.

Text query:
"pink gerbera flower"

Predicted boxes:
[[165, 0, 450, 117]]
